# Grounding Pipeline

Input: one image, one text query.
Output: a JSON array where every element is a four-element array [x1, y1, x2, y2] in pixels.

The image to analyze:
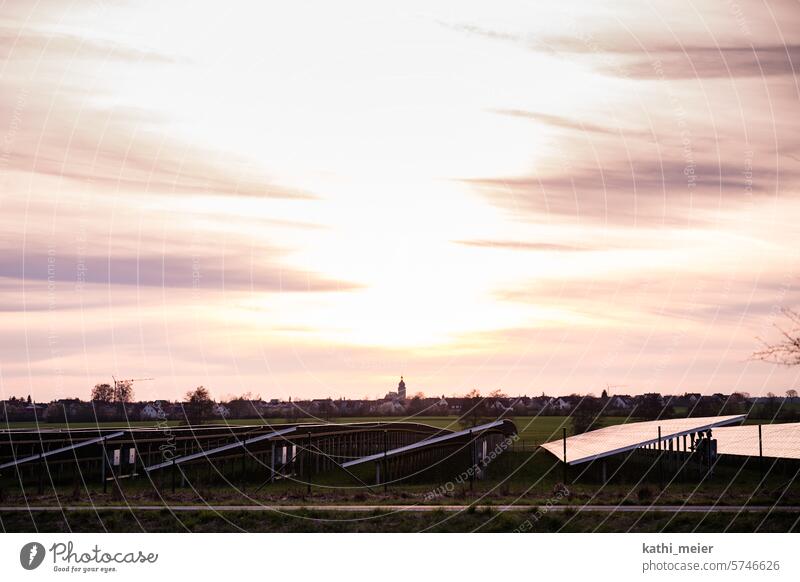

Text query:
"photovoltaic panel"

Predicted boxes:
[[0, 431, 125, 470], [714, 422, 800, 460], [144, 426, 297, 472], [341, 419, 513, 468], [540, 415, 745, 465]]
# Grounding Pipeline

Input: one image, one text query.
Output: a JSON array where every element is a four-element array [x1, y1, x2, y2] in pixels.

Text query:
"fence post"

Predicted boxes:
[[469, 429, 474, 491], [270, 442, 276, 483], [241, 443, 247, 483], [383, 430, 388, 493], [562, 427, 568, 484], [657, 426, 663, 490], [101, 442, 107, 492], [307, 432, 312, 495]]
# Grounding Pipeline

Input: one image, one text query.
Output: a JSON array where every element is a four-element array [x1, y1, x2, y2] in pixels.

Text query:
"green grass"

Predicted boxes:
[[1, 415, 631, 446], [4, 448, 796, 510], [302, 415, 606, 445]]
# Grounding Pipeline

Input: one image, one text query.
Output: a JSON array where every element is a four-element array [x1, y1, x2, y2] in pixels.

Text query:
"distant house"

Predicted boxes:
[[44, 399, 96, 423], [639, 393, 664, 404], [608, 395, 632, 410], [212, 403, 230, 419], [140, 403, 162, 420], [527, 396, 549, 412], [376, 400, 404, 415], [548, 397, 571, 412], [0, 399, 44, 422]]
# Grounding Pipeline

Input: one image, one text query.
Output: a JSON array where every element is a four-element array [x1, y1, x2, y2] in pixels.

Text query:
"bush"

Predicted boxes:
[[638, 486, 653, 502], [552, 482, 570, 498]]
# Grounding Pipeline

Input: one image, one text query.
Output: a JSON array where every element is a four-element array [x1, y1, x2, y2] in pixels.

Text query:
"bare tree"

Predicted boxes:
[[91, 383, 114, 403], [754, 308, 800, 366], [113, 379, 135, 403]]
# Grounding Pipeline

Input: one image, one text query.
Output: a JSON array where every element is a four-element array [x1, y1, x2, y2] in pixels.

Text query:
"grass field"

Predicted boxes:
[[1, 415, 633, 446], [2, 448, 797, 509]]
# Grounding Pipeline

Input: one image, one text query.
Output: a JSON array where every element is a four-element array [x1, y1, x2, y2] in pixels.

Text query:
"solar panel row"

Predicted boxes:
[[713, 422, 800, 460], [540, 415, 746, 465]]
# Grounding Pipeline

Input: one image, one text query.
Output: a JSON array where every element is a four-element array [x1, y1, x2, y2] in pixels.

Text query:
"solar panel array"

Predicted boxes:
[[541, 415, 746, 465], [0, 431, 125, 470], [713, 422, 800, 460], [144, 426, 298, 472], [341, 419, 514, 468]]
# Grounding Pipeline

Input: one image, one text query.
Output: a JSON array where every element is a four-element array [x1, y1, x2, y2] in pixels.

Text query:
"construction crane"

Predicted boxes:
[[112, 376, 154, 385]]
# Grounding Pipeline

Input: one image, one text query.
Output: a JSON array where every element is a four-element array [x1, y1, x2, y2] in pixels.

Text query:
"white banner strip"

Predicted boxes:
[[0, 533, 796, 581]]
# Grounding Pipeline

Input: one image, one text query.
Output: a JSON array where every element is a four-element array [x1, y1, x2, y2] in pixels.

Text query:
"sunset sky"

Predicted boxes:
[[1, 0, 799, 402]]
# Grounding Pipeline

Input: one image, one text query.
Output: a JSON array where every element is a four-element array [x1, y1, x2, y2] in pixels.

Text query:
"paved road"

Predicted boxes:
[[1, 504, 798, 513]]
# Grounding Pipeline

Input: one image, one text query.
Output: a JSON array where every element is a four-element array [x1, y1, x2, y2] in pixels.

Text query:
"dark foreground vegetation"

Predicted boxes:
[[1, 507, 797, 533], [2, 450, 798, 507]]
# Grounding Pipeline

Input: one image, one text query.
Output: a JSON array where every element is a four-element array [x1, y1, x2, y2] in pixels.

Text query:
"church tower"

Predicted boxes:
[[397, 376, 406, 400]]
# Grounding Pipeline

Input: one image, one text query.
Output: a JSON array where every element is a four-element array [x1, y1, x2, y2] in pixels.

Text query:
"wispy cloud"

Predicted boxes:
[[454, 239, 592, 252], [0, 100, 315, 199], [464, 156, 790, 225], [491, 109, 649, 137], [610, 45, 800, 80], [0, 27, 184, 64], [0, 22, 314, 201], [0, 249, 360, 293], [442, 1, 800, 81]]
